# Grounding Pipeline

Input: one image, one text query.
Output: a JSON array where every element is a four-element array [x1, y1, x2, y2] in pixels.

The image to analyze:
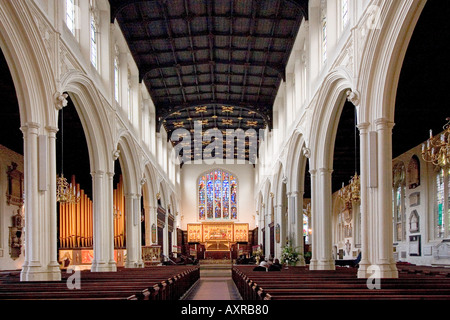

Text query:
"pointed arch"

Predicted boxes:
[[356, 0, 426, 123], [116, 132, 142, 195], [0, 0, 56, 127], [60, 71, 115, 174], [308, 69, 353, 172], [285, 130, 308, 195]]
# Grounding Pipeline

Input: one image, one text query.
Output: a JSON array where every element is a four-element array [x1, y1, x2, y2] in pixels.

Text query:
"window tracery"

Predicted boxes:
[[198, 169, 237, 221]]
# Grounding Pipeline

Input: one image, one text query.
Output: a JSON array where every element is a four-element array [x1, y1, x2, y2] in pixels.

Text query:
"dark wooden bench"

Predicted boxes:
[[0, 265, 200, 301], [233, 264, 450, 300]]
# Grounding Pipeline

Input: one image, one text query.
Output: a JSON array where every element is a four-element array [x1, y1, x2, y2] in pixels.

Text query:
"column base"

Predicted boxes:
[[20, 265, 62, 282], [125, 260, 145, 268], [309, 259, 335, 270], [357, 261, 371, 278], [296, 256, 306, 266], [309, 259, 318, 270], [91, 261, 117, 272], [357, 262, 398, 278]]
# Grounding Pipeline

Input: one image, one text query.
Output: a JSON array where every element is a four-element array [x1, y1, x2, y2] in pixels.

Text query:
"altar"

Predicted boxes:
[[187, 222, 248, 260]]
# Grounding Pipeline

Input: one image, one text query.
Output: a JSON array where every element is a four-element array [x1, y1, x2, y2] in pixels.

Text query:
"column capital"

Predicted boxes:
[[91, 170, 105, 178], [374, 118, 395, 130], [20, 122, 40, 134], [45, 126, 59, 135], [357, 122, 370, 132], [318, 168, 333, 174], [124, 193, 140, 199], [288, 190, 302, 197]]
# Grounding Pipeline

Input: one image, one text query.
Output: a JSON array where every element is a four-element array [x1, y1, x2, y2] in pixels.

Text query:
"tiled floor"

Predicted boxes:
[[182, 264, 242, 300]]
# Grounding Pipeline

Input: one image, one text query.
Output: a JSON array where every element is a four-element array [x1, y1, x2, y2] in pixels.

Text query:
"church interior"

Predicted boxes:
[[0, 0, 450, 305]]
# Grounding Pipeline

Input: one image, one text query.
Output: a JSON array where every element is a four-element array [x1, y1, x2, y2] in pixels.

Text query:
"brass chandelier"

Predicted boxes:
[[338, 173, 360, 209], [421, 117, 450, 168], [338, 105, 360, 210], [56, 99, 79, 204]]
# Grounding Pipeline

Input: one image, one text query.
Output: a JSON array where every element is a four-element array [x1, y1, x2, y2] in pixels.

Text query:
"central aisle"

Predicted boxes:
[[182, 261, 242, 300]]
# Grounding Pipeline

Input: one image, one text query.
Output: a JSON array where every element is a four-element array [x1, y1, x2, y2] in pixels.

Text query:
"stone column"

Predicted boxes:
[[46, 126, 62, 277], [144, 204, 152, 246], [308, 169, 318, 269], [274, 203, 284, 260], [91, 170, 116, 272], [288, 191, 305, 266], [311, 168, 335, 270], [106, 172, 117, 270], [374, 118, 398, 278], [20, 123, 62, 281], [125, 193, 144, 268], [264, 205, 270, 258], [357, 122, 371, 278], [316, 168, 335, 270], [258, 205, 265, 250], [151, 206, 158, 245]]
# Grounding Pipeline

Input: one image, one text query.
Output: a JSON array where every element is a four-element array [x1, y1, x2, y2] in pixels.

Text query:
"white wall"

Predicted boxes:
[[180, 162, 256, 231]]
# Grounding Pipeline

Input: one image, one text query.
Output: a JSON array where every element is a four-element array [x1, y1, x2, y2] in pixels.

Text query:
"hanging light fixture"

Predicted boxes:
[[422, 118, 450, 167], [338, 105, 361, 209], [56, 96, 79, 204]]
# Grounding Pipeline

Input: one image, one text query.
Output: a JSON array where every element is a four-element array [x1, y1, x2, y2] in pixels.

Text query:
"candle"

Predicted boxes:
[[430, 129, 433, 138]]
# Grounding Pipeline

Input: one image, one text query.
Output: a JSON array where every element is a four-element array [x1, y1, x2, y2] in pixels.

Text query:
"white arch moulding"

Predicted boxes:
[[353, 0, 426, 279], [61, 71, 118, 273], [307, 67, 354, 271], [117, 132, 144, 268], [0, 0, 64, 282]]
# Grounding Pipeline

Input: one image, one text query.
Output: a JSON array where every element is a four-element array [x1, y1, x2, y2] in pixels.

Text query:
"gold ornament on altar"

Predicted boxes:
[[422, 118, 450, 168], [338, 173, 360, 210]]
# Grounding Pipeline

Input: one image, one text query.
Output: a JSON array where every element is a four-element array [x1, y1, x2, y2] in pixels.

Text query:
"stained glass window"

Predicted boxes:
[[303, 214, 309, 244], [436, 168, 445, 238], [199, 175, 206, 220], [448, 168, 450, 233], [393, 163, 405, 242], [198, 169, 237, 220]]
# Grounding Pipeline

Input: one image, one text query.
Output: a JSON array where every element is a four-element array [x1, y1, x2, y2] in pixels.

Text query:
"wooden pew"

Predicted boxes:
[[0, 265, 200, 301], [232, 265, 450, 301]]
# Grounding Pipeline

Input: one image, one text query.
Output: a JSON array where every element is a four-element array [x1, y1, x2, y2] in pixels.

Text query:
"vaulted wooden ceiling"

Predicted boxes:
[[110, 0, 308, 162]]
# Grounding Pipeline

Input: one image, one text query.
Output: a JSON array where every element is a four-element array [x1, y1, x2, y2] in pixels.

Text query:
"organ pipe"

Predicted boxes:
[[58, 175, 126, 249]]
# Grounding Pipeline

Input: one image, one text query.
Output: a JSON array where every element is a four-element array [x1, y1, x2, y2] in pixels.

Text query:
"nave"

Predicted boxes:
[[1, 261, 450, 301], [181, 262, 242, 300]]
